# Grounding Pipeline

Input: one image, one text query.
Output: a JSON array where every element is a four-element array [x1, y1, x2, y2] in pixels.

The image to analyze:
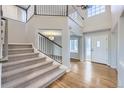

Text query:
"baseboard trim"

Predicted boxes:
[[8, 43, 32, 45], [70, 58, 80, 62]]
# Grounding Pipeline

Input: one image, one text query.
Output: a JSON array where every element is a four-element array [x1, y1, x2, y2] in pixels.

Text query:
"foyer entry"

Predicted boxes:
[[85, 32, 109, 65]]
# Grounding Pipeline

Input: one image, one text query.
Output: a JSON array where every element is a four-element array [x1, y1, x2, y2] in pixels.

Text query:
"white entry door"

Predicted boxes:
[[91, 35, 108, 64]]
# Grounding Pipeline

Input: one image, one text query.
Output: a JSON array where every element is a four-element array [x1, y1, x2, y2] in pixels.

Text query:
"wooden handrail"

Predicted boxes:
[[38, 32, 62, 48], [38, 32, 62, 63]]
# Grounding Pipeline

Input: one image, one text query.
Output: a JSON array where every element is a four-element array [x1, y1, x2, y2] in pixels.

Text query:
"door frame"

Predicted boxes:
[[84, 30, 110, 65], [84, 36, 92, 61]]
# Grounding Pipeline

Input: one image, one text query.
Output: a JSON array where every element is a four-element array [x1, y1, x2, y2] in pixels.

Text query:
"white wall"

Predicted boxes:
[[83, 6, 112, 32], [110, 6, 124, 68], [68, 18, 82, 36], [26, 15, 66, 47], [110, 24, 118, 68], [111, 5, 124, 29], [54, 36, 62, 46], [110, 6, 124, 87], [118, 16, 124, 87], [8, 19, 27, 43], [26, 15, 71, 68]]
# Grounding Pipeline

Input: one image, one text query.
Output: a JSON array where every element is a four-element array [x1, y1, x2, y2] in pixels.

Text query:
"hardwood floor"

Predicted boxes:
[[48, 61, 117, 88]]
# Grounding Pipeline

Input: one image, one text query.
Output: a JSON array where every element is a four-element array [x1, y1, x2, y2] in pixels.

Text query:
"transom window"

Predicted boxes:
[[88, 5, 105, 17], [70, 39, 78, 53]]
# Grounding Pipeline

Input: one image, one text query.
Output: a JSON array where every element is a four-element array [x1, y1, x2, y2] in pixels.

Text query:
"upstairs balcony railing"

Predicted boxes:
[[27, 5, 68, 21], [2, 5, 84, 26], [36, 5, 67, 16], [26, 5, 84, 27]]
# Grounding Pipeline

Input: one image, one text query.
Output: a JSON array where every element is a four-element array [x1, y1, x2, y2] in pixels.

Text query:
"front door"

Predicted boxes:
[[91, 35, 108, 64]]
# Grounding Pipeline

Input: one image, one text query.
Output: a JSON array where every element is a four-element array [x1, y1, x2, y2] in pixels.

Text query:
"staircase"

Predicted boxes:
[[2, 44, 66, 88]]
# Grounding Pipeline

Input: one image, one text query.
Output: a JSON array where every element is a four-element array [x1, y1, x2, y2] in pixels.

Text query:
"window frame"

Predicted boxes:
[[87, 5, 106, 17], [70, 39, 78, 53]]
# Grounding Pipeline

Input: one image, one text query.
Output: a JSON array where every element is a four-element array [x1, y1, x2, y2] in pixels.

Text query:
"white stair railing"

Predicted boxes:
[[0, 17, 8, 88], [38, 32, 62, 63], [0, 18, 8, 61]]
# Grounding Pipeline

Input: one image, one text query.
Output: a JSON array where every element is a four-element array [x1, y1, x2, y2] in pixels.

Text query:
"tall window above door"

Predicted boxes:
[[70, 39, 78, 53], [87, 5, 105, 17]]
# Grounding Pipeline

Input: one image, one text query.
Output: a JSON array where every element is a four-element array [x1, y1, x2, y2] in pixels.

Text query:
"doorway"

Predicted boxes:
[[85, 32, 108, 65]]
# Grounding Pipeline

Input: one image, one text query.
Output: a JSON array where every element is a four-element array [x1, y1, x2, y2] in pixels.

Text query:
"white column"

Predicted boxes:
[[118, 17, 124, 87], [62, 18, 71, 69], [0, 5, 2, 88], [79, 34, 85, 62], [0, 63, 1, 88], [110, 31, 118, 68], [0, 5, 2, 59]]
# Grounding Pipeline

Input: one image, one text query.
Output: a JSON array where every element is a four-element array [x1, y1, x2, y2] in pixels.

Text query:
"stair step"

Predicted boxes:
[[8, 44, 32, 49], [8, 53, 39, 62], [2, 43, 66, 88], [2, 61, 53, 84], [2, 57, 46, 72], [26, 68, 66, 88], [8, 48, 34, 55], [2, 65, 60, 88], [2, 61, 53, 79]]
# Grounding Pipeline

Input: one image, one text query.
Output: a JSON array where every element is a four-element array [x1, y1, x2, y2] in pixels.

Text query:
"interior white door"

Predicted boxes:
[[91, 35, 108, 64]]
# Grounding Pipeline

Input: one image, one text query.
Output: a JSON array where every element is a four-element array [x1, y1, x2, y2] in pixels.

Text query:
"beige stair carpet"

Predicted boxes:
[[2, 44, 66, 88]]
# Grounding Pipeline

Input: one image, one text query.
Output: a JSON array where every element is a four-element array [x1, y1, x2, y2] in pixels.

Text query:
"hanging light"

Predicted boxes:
[[41, 30, 62, 41], [48, 36, 54, 40], [48, 32, 54, 40]]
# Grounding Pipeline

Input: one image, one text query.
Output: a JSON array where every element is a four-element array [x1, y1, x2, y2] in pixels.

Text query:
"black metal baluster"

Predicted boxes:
[[45, 37, 46, 54], [42, 36, 44, 52], [39, 35, 40, 50]]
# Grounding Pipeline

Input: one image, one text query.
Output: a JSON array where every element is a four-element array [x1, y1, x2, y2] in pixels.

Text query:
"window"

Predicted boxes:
[[70, 39, 78, 53], [88, 5, 105, 17]]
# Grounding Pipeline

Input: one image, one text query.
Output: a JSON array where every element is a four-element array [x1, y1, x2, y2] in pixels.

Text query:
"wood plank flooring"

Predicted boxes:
[[48, 61, 117, 88]]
